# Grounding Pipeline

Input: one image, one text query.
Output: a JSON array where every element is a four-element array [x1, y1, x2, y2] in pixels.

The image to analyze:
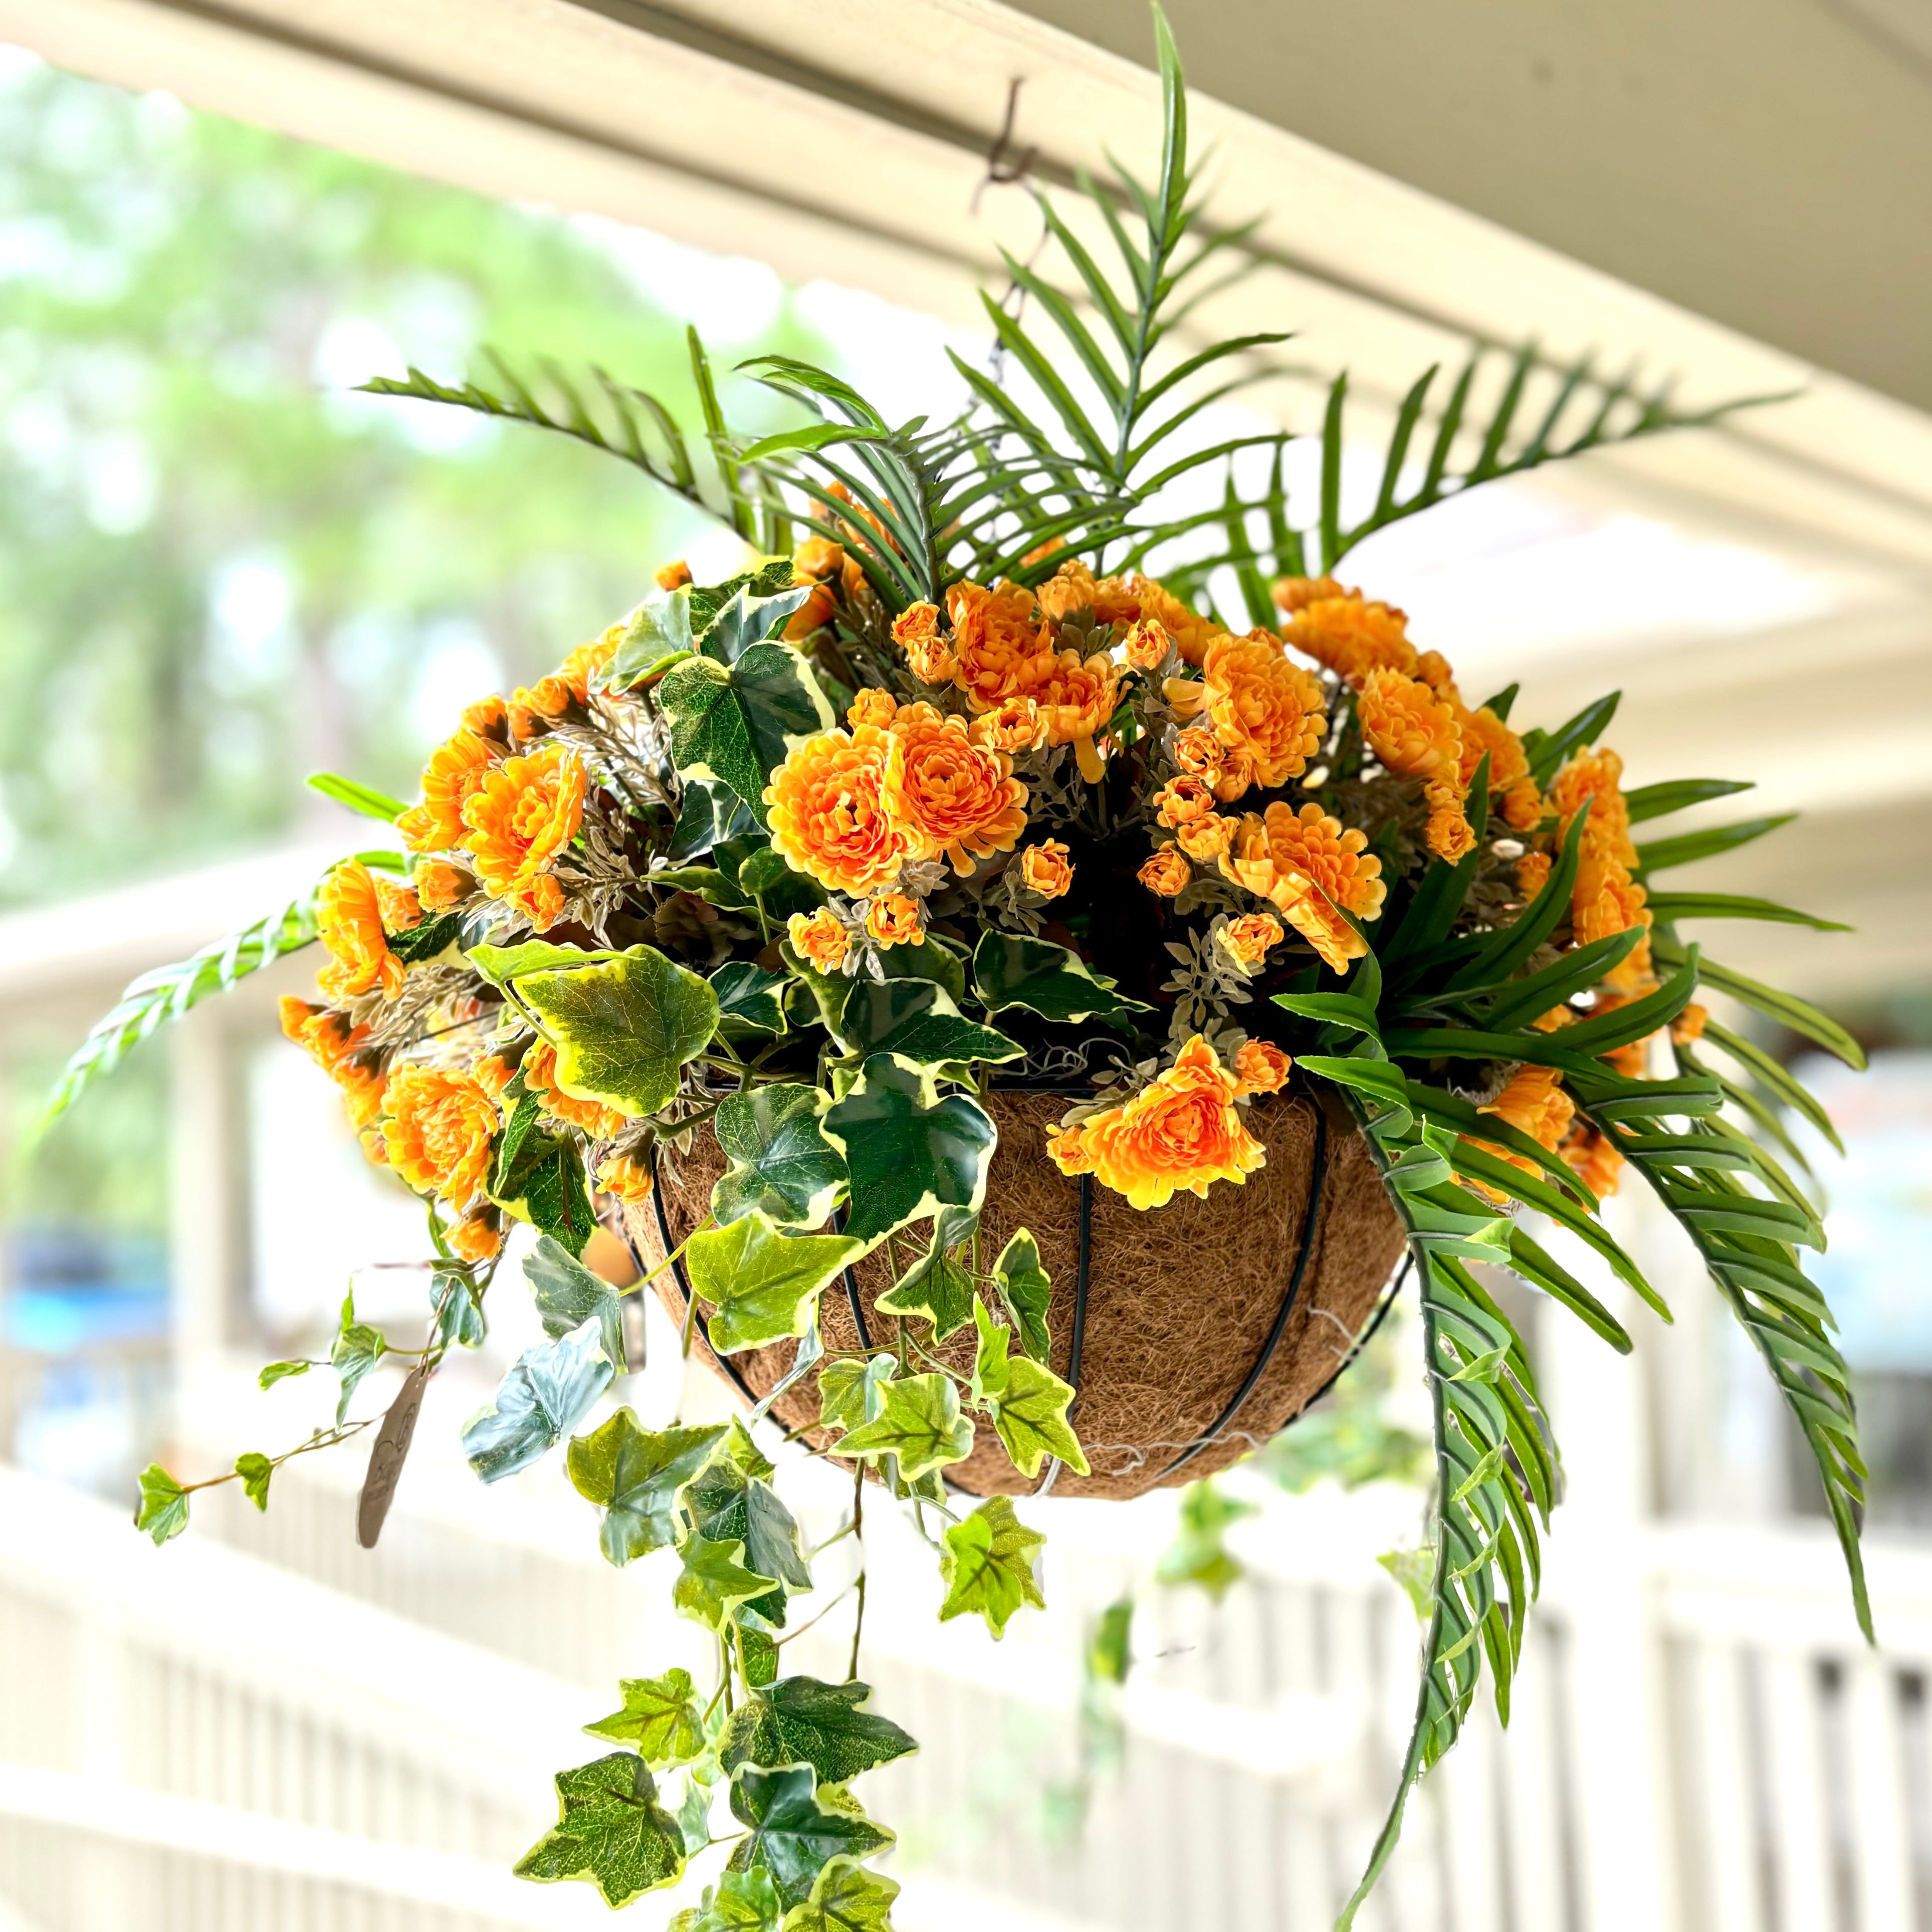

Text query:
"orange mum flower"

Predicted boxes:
[[1279, 587, 1416, 687], [891, 602, 959, 685], [1575, 851, 1655, 993], [471, 1051, 516, 1102], [1138, 846, 1192, 897], [447, 1206, 504, 1265], [765, 725, 917, 897], [1094, 574, 1226, 669], [1562, 1120, 1625, 1204], [788, 908, 850, 974], [1036, 558, 1097, 621], [1018, 840, 1073, 899], [462, 741, 586, 933], [1166, 630, 1326, 789], [1550, 746, 1639, 870], [1014, 648, 1120, 783], [1047, 1036, 1265, 1209], [656, 559, 692, 591], [526, 1038, 629, 1138], [1233, 1038, 1293, 1095], [1221, 801, 1386, 975], [1358, 670, 1462, 782], [1671, 1002, 1708, 1046], [1268, 575, 1348, 615], [1466, 1064, 1577, 1202], [382, 1066, 499, 1209], [414, 858, 474, 913], [1177, 813, 1235, 862], [1516, 850, 1553, 901], [1212, 746, 1258, 806], [280, 997, 387, 1127], [865, 893, 924, 948], [1457, 704, 1544, 832], [399, 728, 498, 854], [970, 694, 1047, 754], [317, 863, 406, 1001], [947, 580, 1049, 710], [884, 703, 1028, 874], [596, 1150, 657, 1205], [847, 687, 899, 731], [374, 877, 422, 933], [1122, 618, 1172, 670], [1154, 775, 1217, 827], [1173, 727, 1224, 779], [1424, 779, 1479, 864], [462, 695, 510, 742], [1218, 914, 1283, 967], [793, 537, 845, 580]]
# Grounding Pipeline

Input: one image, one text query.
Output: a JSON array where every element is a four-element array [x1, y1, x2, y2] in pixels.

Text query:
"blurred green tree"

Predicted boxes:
[[0, 53, 834, 907]]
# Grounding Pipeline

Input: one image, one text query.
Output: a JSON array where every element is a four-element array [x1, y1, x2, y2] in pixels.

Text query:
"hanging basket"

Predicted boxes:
[[624, 1086, 1407, 1501]]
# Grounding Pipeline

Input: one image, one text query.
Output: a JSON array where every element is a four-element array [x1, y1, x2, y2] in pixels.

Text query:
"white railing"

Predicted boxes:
[[10, 1435, 1929, 1932]]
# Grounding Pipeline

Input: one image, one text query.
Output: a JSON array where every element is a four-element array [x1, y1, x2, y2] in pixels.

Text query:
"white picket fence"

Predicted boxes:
[[0, 1424, 1916, 1932]]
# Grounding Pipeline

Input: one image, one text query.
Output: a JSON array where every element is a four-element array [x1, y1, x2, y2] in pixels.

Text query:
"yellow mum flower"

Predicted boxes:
[[1218, 914, 1283, 967], [461, 741, 586, 933], [765, 725, 919, 898], [1220, 801, 1385, 975], [847, 687, 899, 731], [1046, 1036, 1265, 1210], [399, 727, 498, 854], [1177, 813, 1235, 862], [382, 1066, 499, 1210], [1233, 1038, 1293, 1095], [317, 862, 406, 1001]]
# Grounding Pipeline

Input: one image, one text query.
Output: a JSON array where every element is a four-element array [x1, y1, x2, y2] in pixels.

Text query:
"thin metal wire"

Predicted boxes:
[[828, 1203, 875, 1354], [1284, 1252, 1415, 1425], [640, 1141, 760, 1408], [1156, 1109, 1331, 1480]]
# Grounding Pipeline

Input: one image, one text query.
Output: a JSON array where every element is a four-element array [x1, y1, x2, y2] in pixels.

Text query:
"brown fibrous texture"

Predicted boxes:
[[624, 1090, 1407, 1501]]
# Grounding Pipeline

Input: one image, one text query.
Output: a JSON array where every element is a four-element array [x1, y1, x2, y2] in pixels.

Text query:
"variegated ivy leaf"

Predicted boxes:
[[659, 633, 833, 827], [135, 1463, 189, 1545], [515, 946, 718, 1119], [584, 1668, 707, 1767], [673, 1528, 776, 1630], [971, 1295, 1011, 1403], [711, 1085, 847, 1230], [989, 1355, 1088, 1479], [816, 1357, 894, 1435], [526, 1234, 627, 1369], [466, 939, 620, 986], [874, 1205, 978, 1340], [832, 1372, 973, 1480], [689, 1214, 865, 1355], [719, 1676, 917, 1785], [818, 1055, 996, 1245], [671, 1865, 781, 1932], [939, 1496, 1046, 1639], [780, 1855, 901, 1931], [462, 1319, 613, 1483], [514, 1753, 687, 1908], [331, 1288, 385, 1425], [682, 1454, 813, 1593], [566, 1410, 726, 1566], [831, 976, 1023, 1071], [711, 960, 790, 1039], [970, 931, 1152, 1027], [726, 1765, 893, 1908], [991, 1227, 1052, 1362]]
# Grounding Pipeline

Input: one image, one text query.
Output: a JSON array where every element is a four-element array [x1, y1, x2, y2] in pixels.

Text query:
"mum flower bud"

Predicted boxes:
[[788, 908, 849, 974], [1218, 914, 1283, 967], [596, 1151, 657, 1205], [792, 537, 845, 580], [847, 687, 899, 730], [414, 858, 474, 912], [655, 559, 692, 591], [447, 1206, 504, 1264], [1177, 813, 1235, 862], [1123, 617, 1171, 670], [970, 694, 1047, 753], [1138, 846, 1192, 897], [866, 893, 925, 948], [1018, 840, 1073, 899], [1233, 1039, 1293, 1095], [1154, 775, 1217, 827], [1173, 727, 1224, 779]]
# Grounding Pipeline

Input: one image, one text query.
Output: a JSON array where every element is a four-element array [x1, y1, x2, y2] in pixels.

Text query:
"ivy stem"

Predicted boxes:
[[772, 1581, 856, 1650], [845, 1463, 867, 1683]]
